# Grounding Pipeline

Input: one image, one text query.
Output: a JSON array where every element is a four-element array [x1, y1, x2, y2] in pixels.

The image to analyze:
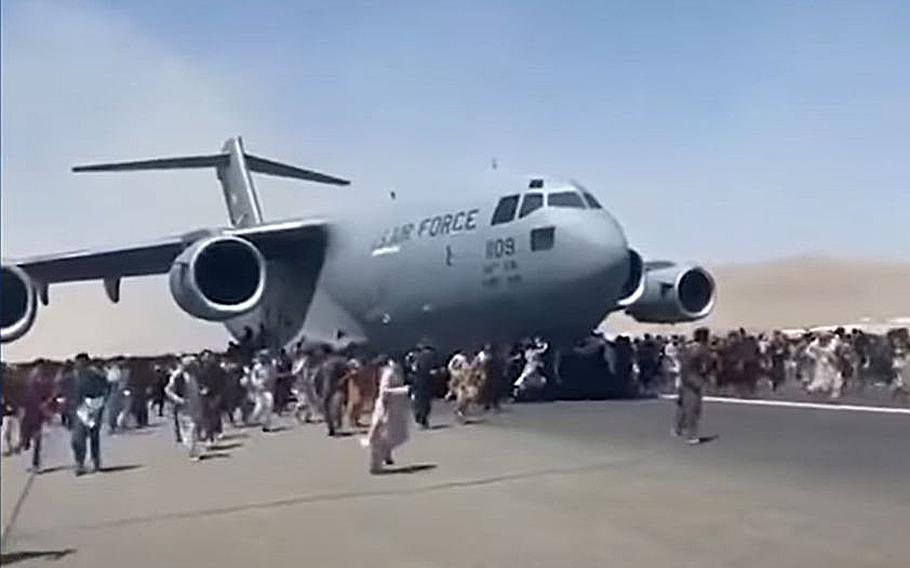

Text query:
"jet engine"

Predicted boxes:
[[624, 264, 715, 323], [1, 264, 38, 343], [169, 235, 266, 321]]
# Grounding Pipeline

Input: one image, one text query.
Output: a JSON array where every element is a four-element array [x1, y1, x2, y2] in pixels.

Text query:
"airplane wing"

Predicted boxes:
[[7, 218, 328, 291]]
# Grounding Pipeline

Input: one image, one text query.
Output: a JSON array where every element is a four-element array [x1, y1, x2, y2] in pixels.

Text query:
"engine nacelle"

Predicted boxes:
[[1, 264, 38, 343], [169, 235, 266, 321], [625, 264, 715, 323], [615, 249, 645, 307]]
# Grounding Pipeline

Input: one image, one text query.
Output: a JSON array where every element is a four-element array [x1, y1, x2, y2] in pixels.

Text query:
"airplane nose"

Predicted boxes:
[[564, 211, 631, 297]]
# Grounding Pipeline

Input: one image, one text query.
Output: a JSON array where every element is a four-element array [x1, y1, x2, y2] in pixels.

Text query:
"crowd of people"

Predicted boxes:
[[0, 339, 520, 475], [614, 326, 910, 400], [2, 325, 908, 473]]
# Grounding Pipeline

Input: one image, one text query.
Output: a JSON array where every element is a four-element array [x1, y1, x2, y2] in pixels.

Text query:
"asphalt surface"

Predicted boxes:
[[686, 380, 910, 408], [2, 398, 909, 567]]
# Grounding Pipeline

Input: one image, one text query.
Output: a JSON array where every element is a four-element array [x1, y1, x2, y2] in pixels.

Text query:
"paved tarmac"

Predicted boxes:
[[2, 398, 909, 567]]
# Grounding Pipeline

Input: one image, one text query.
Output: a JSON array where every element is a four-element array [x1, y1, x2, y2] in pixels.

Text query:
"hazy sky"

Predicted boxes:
[[1, 1, 908, 358], [3, 0, 909, 262]]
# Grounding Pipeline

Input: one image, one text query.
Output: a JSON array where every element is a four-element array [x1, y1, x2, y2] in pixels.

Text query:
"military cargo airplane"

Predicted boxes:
[[1, 137, 715, 353]]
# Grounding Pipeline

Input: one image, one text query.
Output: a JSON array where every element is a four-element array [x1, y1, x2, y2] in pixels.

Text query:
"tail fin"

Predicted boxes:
[[73, 136, 349, 227]]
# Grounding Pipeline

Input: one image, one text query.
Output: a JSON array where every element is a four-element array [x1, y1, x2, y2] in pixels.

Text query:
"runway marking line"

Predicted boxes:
[[659, 394, 910, 415]]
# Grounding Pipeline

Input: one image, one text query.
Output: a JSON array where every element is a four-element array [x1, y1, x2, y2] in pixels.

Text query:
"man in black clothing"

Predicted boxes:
[[21, 362, 55, 473], [151, 362, 168, 419], [410, 344, 437, 429], [69, 353, 109, 476], [273, 349, 294, 415], [127, 359, 151, 428], [636, 334, 660, 392], [478, 344, 507, 412], [318, 350, 349, 437], [613, 336, 636, 395], [198, 351, 226, 443]]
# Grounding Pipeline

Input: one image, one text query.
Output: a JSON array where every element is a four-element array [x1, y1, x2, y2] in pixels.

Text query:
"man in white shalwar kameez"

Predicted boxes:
[[890, 333, 909, 398], [246, 351, 276, 432], [805, 334, 844, 399], [447, 352, 476, 422], [662, 340, 683, 391], [104, 360, 130, 434], [513, 339, 548, 398], [292, 347, 323, 424], [363, 358, 411, 474]]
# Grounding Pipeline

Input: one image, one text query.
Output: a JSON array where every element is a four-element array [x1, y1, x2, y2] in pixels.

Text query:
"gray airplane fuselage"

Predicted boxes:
[[1, 138, 713, 352], [226, 181, 630, 353]]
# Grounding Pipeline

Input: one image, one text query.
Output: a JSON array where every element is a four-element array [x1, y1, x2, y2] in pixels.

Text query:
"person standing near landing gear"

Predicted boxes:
[[673, 328, 712, 445]]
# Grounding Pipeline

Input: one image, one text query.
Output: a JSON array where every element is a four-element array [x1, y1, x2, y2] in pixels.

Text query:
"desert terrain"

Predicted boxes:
[[4, 255, 909, 361]]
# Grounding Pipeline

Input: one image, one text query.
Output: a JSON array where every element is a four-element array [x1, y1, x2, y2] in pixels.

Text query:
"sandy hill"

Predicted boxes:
[[3, 256, 909, 361]]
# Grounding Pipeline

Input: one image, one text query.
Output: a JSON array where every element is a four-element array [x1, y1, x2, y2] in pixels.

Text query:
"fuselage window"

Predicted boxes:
[[582, 192, 603, 209], [491, 194, 520, 225], [547, 191, 586, 208], [519, 193, 544, 218], [530, 226, 555, 251]]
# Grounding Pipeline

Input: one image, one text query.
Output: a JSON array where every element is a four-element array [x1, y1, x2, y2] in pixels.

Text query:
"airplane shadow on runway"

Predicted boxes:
[[0, 548, 76, 565], [207, 442, 244, 452], [34, 464, 143, 476], [330, 431, 358, 438], [99, 464, 144, 474], [35, 465, 73, 475], [218, 432, 250, 441], [377, 464, 437, 475], [199, 452, 231, 461]]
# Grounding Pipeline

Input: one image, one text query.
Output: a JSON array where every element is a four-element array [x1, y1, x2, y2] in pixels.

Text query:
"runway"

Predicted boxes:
[[2, 398, 909, 567]]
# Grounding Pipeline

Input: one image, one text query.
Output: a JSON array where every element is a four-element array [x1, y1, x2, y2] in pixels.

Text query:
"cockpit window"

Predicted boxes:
[[547, 191, 586, 208], [519, 193, 544, 218], [582, 192, 603, 209], [491, 194, 520, 225]]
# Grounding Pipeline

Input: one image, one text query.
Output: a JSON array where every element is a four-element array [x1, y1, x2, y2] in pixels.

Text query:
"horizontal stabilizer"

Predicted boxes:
[[73, 154, 228, 172], [244, 154, 349, 185], [70, 136, 347, 228], [73, 151, 349, 186]]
